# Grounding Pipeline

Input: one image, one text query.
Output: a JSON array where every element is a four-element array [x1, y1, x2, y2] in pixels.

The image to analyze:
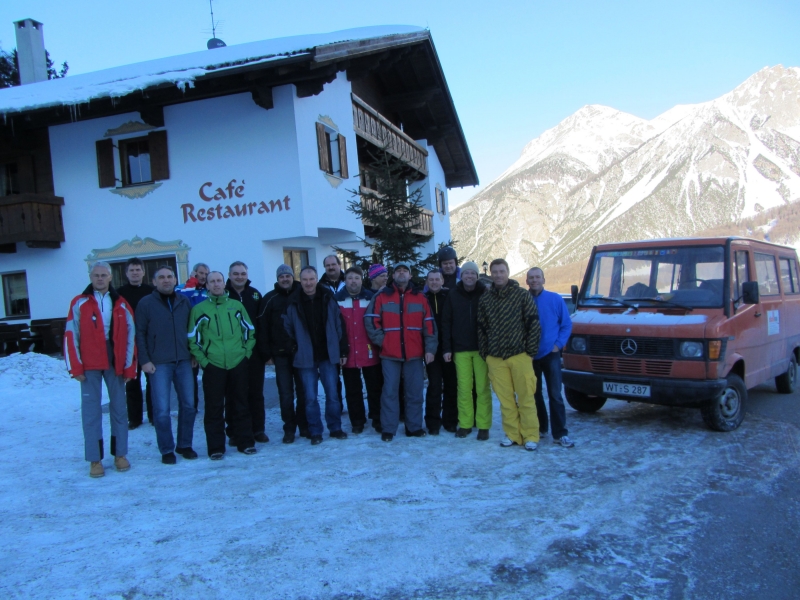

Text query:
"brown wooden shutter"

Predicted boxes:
[[338, 134, 349, 179], [95, 139, 115, 188], [316, 122, 330, 173], [148, 130, 170, 181]]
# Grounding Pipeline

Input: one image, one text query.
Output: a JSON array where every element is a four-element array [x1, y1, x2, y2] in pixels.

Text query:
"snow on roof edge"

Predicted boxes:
[[0, 25, 427, 115]]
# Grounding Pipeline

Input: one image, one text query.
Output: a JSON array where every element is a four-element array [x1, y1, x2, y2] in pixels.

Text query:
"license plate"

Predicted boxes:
[[603, 382, 651, 397]]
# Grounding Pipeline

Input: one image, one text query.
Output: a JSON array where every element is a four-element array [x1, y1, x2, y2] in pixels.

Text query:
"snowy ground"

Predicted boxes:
[[1, 353, 798, 599]]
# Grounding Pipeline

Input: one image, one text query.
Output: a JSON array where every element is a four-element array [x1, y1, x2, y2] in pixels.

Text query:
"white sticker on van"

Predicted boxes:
[[767, 310, 780, 336]]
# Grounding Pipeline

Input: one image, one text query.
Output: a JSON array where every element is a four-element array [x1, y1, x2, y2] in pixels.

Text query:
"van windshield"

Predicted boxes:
[[583, 246, 725, 308]]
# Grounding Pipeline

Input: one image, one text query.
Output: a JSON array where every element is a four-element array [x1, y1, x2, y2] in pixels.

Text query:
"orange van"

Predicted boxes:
[[562, 237, 800, 431]]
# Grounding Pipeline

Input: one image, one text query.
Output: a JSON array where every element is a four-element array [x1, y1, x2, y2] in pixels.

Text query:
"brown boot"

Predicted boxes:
[[114, 456, 131, 472], [89, 462, 105, 478]]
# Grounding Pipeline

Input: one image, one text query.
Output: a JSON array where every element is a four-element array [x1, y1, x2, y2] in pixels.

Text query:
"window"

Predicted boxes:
[[435, 187, 447, 215], [96, 130, 170, 189], [119, 137, 152, 185], [754, 252, 780, 296], [283, 249, 309, 279], [109, 256, 179, 289], [315, 122, 349, 179], [1, 163, 19, 196], [734, 250, 750, 299], [2, 272, 29, 318], [779, 258, 800, 294]]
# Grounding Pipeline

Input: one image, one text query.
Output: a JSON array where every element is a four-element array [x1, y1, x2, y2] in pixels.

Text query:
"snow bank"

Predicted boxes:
[[0, 352, 70, 390]]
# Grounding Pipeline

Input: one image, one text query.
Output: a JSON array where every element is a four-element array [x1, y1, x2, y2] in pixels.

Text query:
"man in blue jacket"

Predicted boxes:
[[527, 267, 575, 448], [135, 266, 198, 464]]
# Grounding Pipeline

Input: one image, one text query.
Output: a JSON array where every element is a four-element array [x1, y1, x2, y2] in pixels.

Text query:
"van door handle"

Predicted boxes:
[[754, 312, 762, 317]]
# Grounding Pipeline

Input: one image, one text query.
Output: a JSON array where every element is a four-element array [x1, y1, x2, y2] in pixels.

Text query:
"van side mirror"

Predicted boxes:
[[571, 285, 579, 307], [742, 281, 759, 305]]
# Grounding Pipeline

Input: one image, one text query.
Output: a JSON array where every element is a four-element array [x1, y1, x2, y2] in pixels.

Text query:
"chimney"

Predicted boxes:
[[14, 18, 48, 85]]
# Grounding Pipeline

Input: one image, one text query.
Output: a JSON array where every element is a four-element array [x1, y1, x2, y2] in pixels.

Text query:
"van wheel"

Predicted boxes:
[[701, 374, 746, 431], [564, 387, 607, 413], [775, 353, 797, 394]]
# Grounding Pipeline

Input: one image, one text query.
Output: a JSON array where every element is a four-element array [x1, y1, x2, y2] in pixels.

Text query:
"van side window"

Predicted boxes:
[[780, 258, 800, 294], [755, 253, 780, 296], [734, 250, 749, 299]]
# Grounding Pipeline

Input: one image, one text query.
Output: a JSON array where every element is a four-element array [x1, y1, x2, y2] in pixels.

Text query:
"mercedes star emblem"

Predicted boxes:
[[620, 338, 638, 355]]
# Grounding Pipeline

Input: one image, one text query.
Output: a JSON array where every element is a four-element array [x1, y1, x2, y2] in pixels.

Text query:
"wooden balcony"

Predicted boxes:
[[352, 94, 428, 176], [0, 194, 65, 248], [359, 186, 433, 236]]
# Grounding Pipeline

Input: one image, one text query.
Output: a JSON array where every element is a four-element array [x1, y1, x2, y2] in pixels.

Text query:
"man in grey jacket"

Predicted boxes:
[[135, 266, 198, 464]]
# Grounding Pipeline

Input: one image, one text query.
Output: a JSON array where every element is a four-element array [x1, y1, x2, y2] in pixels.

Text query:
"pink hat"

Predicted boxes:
[[368, 264, 387, 279]]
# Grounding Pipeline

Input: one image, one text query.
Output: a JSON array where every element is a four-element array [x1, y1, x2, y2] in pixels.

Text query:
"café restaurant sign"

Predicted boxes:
[[181, 178, 291, 223]]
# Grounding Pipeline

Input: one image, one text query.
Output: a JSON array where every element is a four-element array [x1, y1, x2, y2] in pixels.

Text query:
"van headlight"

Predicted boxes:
[[570, 336, 587, 353], [679, 341, 703, 358]]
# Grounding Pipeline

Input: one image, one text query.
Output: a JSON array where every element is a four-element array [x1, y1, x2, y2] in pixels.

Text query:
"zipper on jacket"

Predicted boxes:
[[399, 291, 406, 360]]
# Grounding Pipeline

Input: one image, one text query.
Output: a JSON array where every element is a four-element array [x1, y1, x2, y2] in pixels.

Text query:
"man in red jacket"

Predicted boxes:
[[365, 261, 437, 441], [64, 261, 137, 478]]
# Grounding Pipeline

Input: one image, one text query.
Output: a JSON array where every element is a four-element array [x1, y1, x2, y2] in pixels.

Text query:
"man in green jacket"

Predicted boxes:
[[188, 271, 257, 459], [477, 259, 541, 451]]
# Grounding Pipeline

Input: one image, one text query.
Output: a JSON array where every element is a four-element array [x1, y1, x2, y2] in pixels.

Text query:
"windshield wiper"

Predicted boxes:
[[634, 297, 694, 311], [583, 296, 639, 311]]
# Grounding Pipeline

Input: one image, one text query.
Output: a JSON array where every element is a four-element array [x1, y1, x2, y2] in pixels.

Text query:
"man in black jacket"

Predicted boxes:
[[117, 257, 155, 429], [225, 261, 268, 444], [256, 265, 308, 443], [135, 266, 197, 464], [423, 270, 458, 435]]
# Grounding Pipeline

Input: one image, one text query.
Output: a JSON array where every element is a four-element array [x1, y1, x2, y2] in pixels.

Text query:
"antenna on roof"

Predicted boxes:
[[206, 0, 226, 49]]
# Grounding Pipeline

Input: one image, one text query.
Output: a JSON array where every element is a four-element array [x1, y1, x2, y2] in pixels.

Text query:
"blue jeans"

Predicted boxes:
[[533, 351, 568, 439], [298, 360, 342, 437], [380, 359, 425, 435], [149, 359, 197, 454]]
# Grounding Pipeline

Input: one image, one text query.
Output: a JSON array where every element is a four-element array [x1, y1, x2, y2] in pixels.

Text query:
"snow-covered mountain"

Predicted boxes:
[[451, 65, 800, 275]]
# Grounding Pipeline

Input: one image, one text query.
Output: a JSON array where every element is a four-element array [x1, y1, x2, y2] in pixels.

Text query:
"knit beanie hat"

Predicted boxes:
[[461, 261, 480, 274], [276, 264, 294, 279], [368, 264, 387, 278]]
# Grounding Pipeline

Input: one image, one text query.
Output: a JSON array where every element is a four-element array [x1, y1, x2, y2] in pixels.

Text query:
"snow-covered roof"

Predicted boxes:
[[0, 25, 427, 115]]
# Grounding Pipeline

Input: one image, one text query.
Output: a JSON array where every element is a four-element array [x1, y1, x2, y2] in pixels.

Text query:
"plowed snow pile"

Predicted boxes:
[[0, 352, 70, 389]]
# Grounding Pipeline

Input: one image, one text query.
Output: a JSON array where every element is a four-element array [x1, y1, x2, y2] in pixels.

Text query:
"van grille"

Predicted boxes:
[[588, 336, 674, 358], [589, 357, 673, 377]]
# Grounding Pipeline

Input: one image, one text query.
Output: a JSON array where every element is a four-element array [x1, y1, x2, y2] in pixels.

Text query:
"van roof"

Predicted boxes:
[[594, 236, 798, 254]]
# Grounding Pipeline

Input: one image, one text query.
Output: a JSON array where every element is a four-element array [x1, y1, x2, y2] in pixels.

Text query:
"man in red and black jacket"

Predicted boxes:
[[365, 261, 438, 442], [64, 261, 137, 478]]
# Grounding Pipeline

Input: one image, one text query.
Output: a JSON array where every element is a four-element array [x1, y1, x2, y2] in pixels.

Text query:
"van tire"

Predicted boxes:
[[564, 387, 607, 413], [701, 374, 746, 431], [775, 353, 797, 394]]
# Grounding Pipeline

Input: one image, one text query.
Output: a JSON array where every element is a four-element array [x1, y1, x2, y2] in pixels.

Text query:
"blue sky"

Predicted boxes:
[[2, 0, 798, 207]]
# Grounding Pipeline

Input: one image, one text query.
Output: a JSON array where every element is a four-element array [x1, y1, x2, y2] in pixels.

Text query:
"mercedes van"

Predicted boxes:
[[562, 237, 800, 431]]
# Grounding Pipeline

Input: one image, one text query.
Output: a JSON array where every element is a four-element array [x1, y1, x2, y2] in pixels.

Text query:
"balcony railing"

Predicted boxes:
[[359, 187, 433, 236], [0, 193, 65, 248], [352, 94, 428, 176]]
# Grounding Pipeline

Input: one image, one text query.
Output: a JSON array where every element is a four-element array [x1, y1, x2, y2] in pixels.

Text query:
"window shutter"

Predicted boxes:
[[316, 122, 330, 173], [95, 139, 115, 188], [338, 134, 349, 179], [148, 130, 170, 181], [441, 189, 447, 215]]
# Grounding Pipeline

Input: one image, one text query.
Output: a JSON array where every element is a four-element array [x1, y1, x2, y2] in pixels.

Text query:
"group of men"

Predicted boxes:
[[65, 247, 574, 479]]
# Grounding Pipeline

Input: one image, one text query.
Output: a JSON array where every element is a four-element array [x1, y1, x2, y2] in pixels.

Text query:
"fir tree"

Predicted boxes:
[[0, 47, 68, 88]]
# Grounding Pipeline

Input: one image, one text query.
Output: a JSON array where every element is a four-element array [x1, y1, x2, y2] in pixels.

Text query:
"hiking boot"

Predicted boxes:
[[161, 452, 177, 465], [210, 452, 224, 461], [352, 425, 364, 434], [443, 424, 457, 433], [114, 456, 131, 471], [282, 432, 295, 444], [310, 435, 323, 445], [455, 428, 472, 438], [381, 432, 394, 442], [176, 447, 198, 459], [524, 441, 538, 452], [428, 427, 440, 436], [89, 461, 104, 478], [330, 430, 348, 440], [405, 429, 427, 437], [553, 436, 575, 448], [254, 432, 270, 444], [500, 437, 517, 447], [240, 447, 257, 455], [477, 429, 489, 441]]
